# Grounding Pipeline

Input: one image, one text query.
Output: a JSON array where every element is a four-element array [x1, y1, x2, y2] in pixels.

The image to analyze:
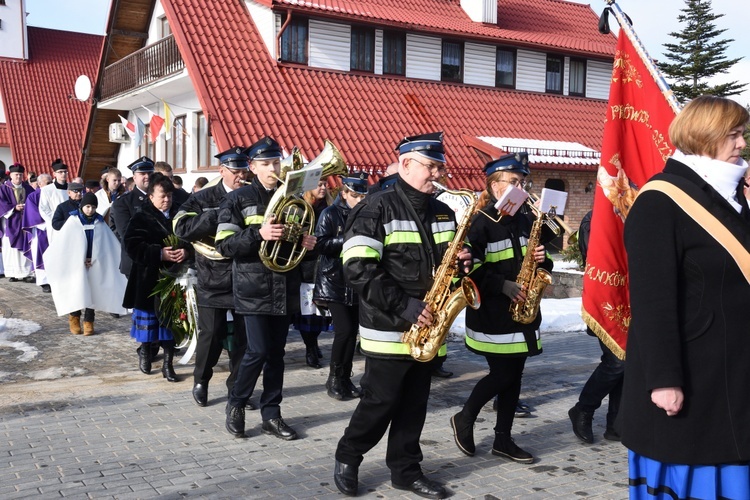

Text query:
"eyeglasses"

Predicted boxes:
[[497, 178, 526, 188], [70, 189, 83, 193], [410, 157, 447, 176]]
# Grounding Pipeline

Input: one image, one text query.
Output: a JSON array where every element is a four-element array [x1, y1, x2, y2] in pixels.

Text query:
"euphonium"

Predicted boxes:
[[401, 182, 481, 362], [509, 201, 553, 324], [259, 140, 348, 272]]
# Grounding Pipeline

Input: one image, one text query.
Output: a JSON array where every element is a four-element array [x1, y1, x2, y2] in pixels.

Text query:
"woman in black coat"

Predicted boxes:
[[123, 173, 190, 382], [622, 95, 750, 499], [313, 173, 368, 400]]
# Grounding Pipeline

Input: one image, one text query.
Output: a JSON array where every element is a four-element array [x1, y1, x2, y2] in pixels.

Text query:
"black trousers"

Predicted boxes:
[[328, 302, 359, 369], [462, 355, 527, 435], [228, 314, 289, 421], [576, 337, 624, 421], [336, 356, 432, 486], [71, 309, 95, 322], [193, 306, 247, 394]]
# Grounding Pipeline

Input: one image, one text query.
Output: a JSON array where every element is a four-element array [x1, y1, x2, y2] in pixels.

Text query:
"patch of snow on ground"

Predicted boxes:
[[0, 317, 42, 362], [552, 259, 584, 275], [28, 367, 87, 381]]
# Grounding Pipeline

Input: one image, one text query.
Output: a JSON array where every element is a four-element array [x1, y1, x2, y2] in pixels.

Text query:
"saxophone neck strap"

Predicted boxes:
[[640, 180, 750, 285]]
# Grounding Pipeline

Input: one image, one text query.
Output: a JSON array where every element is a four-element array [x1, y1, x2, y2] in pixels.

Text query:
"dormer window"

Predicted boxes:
[[158, 16, 171, 39], [496, 47, 516, 88], [383, 31, 406, 76], [441, 41, 463, 83], [351, 26, 375, 72], [545, 54, 564, 94], [569, 58, 586, 96], [280, 16, 309, 64]]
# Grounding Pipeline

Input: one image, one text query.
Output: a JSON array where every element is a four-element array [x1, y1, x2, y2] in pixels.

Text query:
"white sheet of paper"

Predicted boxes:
[[285, 166, 323, 197], [494, 185, 529, 216], [540, 188, 568, 216]]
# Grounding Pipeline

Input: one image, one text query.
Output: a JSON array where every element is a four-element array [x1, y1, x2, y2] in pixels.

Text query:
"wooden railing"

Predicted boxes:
[[101, 35, 184, 100]]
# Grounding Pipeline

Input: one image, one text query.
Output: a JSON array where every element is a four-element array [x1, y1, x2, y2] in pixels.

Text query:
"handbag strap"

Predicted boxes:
[[640, 180, 750, 284]]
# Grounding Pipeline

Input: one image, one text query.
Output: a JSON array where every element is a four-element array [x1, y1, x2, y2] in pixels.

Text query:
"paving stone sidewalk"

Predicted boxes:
[[0, 279, 628, 499]]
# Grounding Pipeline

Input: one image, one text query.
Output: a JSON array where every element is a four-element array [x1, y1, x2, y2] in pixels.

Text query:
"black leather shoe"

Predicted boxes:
[[431, 367, 453, 378], [41, 284, 51, 293], [261, 417, 297, 441], [450, 411, 475, 456], [192, 383, 208, 407], [392, 476, 447, 499], [246, 400, 258, 411], [568, 406, 594, 444], [22, 276, 36, 283], [603, 426, 621, 442], [8, 277, 19, 282], [306, 349, 322, 369], [515, 403, 532, 418], [225, 403, 246, 437], [333, 460, 358, 496], [491, 433, 534, 464]]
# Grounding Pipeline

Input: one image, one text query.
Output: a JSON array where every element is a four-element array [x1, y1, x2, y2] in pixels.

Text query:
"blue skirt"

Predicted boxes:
[[629, 450, 750, 499], [130, 309, 174, 343]]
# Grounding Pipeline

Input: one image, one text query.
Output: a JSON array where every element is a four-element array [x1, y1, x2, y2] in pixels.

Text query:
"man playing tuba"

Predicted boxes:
[[215, 136, 316, 441]]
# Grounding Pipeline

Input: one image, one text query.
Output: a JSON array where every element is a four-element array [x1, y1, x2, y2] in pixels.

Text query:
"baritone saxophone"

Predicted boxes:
[[401, 182, 481, 362]]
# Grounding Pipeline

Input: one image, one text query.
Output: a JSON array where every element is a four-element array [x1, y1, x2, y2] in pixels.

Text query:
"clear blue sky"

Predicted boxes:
[[23, 0, 749, 105]]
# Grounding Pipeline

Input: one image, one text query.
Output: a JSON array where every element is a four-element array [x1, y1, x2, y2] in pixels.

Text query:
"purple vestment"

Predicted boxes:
[[0, 180, 35, 251], [21, 187, 49, 268]]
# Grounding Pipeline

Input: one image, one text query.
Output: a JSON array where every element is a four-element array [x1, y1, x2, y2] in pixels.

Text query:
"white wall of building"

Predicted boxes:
[[0, 0, 29, 60], [247, 0, 276, 58], [0, 147, 13, 168], [0, 93, 6, 122]]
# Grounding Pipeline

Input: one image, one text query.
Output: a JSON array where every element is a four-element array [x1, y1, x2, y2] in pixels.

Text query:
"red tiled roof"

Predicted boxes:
[[162, 0, 609, 190], [0, 27, 103, 177], [276, 0, 616, 57]]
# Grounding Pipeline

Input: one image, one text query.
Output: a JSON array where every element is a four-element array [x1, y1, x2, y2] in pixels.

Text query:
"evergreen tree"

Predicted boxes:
[[658, 0, 746, 102]]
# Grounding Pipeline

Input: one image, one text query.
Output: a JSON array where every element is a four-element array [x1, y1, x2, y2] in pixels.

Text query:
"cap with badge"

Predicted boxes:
[[8, 163, 25, 174], [395, 131, 446, 163], [127, 156, 155, 173], [341, 171, 369, 195], [215, 146, 250, 170], [67, 182, 84, 192], [483, 152, 530, 177], [51, 158, 68, 171], [246, 136, 283, 162]]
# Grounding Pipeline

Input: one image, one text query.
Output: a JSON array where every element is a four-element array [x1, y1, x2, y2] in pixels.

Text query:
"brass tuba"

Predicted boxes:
[[259, 140, 348, 272]]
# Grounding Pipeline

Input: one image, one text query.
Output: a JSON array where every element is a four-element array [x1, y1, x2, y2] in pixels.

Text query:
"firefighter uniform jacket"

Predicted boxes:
[[342, 178, 457, 359], [465, 203, 553, 357], [214, 176, 301, 316], [173, 182, 234, 309]]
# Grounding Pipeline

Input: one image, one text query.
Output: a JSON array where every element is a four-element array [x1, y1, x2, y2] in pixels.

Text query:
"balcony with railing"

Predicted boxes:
[[101, 34, 185, 100]]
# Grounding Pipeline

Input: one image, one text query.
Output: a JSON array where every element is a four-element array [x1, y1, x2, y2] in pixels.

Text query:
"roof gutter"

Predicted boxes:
[[275, 9, 293, 62]]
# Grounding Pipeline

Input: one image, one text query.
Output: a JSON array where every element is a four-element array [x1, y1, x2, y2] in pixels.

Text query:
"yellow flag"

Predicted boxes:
[[163, 101, 173, 141]]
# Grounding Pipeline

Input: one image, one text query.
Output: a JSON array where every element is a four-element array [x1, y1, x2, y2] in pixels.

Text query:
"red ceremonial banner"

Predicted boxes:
[[581, 32, 678, 359]]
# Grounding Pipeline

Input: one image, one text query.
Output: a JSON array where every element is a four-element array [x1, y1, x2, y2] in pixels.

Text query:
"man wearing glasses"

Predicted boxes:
[[334, 132, 471, 499]]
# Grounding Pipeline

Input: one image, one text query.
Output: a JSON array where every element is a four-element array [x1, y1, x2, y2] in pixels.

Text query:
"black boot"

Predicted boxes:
[[450, 410, 476, 456], [604, 413, 621, 441], [491, 432, 534, 464], [327, 363, 345, 400], [138, 342, 152, 374], [161, 343, 178, 382], [568, 405, 594, 444], [305, 346, 322, 369], [340, 363, 362, 399]]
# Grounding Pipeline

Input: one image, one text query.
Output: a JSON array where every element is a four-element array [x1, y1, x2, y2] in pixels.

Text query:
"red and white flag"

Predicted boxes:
[[581, 29, 678, 358]]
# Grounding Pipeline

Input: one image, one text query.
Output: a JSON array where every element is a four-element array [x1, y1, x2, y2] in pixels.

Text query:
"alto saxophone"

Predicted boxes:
[[509, 202, 553, 324], [401, 183, 481, 362]]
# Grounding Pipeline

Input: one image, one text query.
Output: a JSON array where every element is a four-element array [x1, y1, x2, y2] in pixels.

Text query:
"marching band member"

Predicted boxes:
[[173, 147, 250, 408], [215, 136, 316, 440], [450, 153, 553, 464], [333, 132, 471, 499]]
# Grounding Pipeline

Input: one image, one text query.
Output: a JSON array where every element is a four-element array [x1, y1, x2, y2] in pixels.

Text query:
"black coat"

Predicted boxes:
[[298, 198, 328, 284], [122, 202, 189, 311], [111, 188, 149, 276], [214, 176, 301, 316], [51, 199, 80, 231], [314, 195, 356, 306], [622, 158, 750, 464], [173, 182, 234, 309]]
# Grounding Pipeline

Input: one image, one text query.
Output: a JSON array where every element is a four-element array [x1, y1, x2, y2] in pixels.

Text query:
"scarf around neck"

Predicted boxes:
[[672, 149, 749, 213]]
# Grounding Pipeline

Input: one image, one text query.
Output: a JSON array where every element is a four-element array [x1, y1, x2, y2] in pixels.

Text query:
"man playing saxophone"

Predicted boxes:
[[450, 152, 554, 464], [333, 132, 472, 499]]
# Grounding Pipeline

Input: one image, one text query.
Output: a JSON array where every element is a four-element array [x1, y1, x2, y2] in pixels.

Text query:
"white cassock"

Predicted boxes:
[[1, 208, 32, 279], [38, 184, 68, 244], [43, 215, 127, 316], [95, 189, 112, 219]]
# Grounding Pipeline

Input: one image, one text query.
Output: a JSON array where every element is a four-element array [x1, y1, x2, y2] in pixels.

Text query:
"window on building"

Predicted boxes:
[[350, 26, 375, 72], [546, 54, 564, 94], [196, 112, 219, 170], [382, 30, 406, 76], [158, 16, 171, 39], [139, 124, 155, 159], [279, 16, 308, 64], [441, 41, 463, 83], [495, 48, 516, 88], [569, 58, 586, 96], [166, 115, 186, 172]]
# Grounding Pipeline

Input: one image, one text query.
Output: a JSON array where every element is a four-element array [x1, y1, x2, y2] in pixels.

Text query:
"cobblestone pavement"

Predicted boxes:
[[0, 278, 628, 499]]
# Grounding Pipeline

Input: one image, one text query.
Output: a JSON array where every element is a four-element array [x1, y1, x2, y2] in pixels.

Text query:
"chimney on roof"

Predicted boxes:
[[460, 0, 497, 24], [0, 0, 29, 60]]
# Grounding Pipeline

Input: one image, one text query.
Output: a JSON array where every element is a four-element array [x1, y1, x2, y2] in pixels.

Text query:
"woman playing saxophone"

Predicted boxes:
[[450, 152, 554, 464]]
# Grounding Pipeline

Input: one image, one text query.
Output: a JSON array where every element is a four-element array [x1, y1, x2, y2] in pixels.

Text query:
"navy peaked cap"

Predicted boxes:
[[484, 152, 530, 177], [215, 146, 250, 170], [395, 131, 446, 163], [341, 171, 369, 194], [246, 136, 283, 161], [127, 156, 155, 173]]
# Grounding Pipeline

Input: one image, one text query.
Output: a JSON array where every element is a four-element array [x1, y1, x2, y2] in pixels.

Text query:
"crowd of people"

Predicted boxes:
[[1, 94, 748, 498]]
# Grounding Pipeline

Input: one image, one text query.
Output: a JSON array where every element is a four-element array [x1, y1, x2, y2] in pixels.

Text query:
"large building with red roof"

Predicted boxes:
[[84, 0, 617, 237], [0, 1, 103, 179]]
